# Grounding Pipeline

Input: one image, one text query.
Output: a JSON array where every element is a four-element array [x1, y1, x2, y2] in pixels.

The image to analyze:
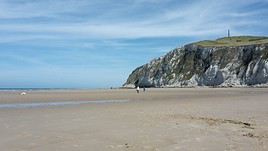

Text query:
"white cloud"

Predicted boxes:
[[0, 0, 90, 19], [0, 0, 267, 43]]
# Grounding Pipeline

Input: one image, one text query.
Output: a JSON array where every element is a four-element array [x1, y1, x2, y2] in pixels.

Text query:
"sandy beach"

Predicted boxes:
[[0, 88, 267, 151]]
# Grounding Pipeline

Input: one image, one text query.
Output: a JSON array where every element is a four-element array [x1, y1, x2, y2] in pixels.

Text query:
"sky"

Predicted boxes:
[[0, 0, 268, 88]]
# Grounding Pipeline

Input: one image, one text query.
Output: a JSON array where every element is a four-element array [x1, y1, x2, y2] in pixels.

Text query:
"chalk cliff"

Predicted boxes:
[[124, 36, 268, 87]]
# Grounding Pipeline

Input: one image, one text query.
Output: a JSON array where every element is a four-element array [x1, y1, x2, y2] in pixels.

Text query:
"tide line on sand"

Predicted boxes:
[[0, 100, 129, 109]]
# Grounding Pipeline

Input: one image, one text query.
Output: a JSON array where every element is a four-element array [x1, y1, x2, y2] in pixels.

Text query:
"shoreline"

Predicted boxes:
[[1, 85, 268, 92]]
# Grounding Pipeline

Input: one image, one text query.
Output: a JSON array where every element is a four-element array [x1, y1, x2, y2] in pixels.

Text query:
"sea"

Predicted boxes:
[[0, 88, 101, 91]]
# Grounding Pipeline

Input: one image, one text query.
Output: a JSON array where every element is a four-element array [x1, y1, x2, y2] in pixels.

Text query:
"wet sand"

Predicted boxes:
[[0, 88, 267, 151]]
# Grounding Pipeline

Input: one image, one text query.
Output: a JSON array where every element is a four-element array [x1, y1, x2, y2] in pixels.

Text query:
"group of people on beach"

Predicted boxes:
[[136, 86, 146, 93]]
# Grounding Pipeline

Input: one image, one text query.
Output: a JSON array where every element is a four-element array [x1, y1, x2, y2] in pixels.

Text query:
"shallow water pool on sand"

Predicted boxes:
[[0, 100, 129, 109]]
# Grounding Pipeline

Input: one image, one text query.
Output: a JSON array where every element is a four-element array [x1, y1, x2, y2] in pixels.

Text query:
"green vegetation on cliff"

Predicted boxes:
[[193, 36, 268, 47]]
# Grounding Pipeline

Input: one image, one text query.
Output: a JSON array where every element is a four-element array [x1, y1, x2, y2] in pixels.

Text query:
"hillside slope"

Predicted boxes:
[[124, 36, 268, 87]]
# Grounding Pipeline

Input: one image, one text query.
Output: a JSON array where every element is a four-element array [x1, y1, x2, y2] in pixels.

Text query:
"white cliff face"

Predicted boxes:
[[123, 43, 268, 88]]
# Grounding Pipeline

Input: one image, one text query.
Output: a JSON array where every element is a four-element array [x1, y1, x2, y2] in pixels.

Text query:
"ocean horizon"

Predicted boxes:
[[0, 87, 113, 91]]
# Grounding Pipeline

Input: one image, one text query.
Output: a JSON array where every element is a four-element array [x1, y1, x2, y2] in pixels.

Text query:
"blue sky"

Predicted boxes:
[[0, 0, 268, 88]]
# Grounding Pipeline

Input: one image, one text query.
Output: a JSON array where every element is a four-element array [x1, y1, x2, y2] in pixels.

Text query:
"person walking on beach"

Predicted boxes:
[[143, 87, 146, 92], [136, 86, 140, 93]]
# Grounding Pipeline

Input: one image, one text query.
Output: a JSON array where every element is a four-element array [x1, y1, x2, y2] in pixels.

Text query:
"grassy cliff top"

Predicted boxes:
[[193, 36, 268, 47]]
